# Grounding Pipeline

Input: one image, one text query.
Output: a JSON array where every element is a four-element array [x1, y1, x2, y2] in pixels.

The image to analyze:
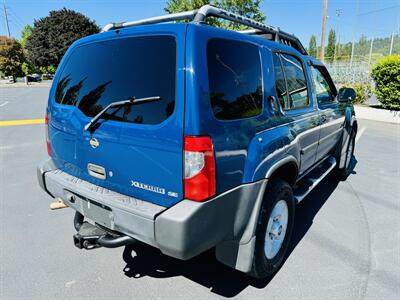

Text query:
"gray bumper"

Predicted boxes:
[[37, 159, 265, 263]]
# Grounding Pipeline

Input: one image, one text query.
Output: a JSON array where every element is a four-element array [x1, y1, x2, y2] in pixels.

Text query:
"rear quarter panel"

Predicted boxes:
[[185, 25, 305, 192]]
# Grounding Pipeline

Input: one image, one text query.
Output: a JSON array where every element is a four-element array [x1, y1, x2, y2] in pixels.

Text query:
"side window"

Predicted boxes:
[[311, 66, 336, 104], [207, 39, 263, 120], [272, 53, 289, 109], [280, 54, 309, 109]]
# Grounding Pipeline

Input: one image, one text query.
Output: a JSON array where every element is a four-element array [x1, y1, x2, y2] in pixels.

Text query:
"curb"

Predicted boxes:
[[0, 82, 52, 88], [354, 105, 400, 125]]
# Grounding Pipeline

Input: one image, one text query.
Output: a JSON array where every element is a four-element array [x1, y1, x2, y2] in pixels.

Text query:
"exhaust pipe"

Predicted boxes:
[[73, 211, 135, 249]]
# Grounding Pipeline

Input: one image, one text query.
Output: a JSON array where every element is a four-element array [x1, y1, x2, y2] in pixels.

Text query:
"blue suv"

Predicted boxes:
[[37, 5, 358, 278]]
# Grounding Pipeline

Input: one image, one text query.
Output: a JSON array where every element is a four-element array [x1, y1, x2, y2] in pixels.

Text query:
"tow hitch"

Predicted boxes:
[[73, 211, 136, 250]]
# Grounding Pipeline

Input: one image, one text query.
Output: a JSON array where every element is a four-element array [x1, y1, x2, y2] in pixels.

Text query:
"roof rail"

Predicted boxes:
[[101, 4, 307, 55]]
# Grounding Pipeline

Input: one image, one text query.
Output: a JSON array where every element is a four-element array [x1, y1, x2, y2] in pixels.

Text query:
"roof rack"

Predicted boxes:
[[101, 4, 307, 55]]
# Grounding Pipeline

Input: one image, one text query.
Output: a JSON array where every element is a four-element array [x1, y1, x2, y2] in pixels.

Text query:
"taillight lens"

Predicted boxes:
[[45, 114, 51, 157], [184, 136, 216, 202]]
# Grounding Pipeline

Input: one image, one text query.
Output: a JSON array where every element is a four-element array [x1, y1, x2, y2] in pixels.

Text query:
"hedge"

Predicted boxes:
[[371, 55, 400, 110]]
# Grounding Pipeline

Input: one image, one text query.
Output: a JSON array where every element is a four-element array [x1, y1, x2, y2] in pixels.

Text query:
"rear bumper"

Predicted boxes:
[[37, 159, 264, 260]]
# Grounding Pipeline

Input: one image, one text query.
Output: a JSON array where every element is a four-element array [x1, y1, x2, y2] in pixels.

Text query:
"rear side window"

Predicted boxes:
[[272, 53, 309, 110], [272, 53, 288, 108], [311, 66, 336, 104], [207, 39, 263, 120], [280, 54, 309, 109], [55, 36, 176, 125]]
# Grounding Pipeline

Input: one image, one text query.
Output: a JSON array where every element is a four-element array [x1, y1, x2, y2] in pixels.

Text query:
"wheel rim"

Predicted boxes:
[[264, 200, 289, 259], [346, 137, 354, 168]]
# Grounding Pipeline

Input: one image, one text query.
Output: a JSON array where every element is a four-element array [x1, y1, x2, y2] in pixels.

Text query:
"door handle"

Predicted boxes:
[[320, 114, 327, 124]]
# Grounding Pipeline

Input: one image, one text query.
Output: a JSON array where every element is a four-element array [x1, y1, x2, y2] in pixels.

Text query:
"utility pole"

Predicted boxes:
[[350, 0, 360, 66], [320, 0, 328, 62], [389, 31, 394, 55], [368, 37, 374, 67], [334, 8, 342, 63], [3, 0, 10, 38]]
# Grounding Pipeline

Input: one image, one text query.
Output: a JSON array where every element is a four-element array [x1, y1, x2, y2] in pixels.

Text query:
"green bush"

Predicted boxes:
[[371, 55, 400, 110], [341, 82, 372, 104]]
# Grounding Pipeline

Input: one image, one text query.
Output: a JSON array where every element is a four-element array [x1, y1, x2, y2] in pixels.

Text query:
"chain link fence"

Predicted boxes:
[[325, 59, 374, 85]]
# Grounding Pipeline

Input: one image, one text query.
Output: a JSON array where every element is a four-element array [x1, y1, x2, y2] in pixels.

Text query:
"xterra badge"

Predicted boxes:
[[131, 181, 165, 195], [130, 181, 178, 198]]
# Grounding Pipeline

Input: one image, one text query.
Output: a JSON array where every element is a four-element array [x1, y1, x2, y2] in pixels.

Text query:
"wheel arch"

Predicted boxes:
[[265, 156, 299, 187]]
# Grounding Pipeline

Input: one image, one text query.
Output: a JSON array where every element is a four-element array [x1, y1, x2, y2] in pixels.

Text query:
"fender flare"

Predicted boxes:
[[215, 156, 299, 273]]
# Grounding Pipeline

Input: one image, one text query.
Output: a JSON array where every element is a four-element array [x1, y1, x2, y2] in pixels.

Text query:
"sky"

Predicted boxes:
[[1, 0, 400, 46]]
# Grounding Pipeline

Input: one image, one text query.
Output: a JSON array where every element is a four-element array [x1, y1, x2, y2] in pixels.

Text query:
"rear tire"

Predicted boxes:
[[335, 129, 356, 181], [249, 179, 295, 279]]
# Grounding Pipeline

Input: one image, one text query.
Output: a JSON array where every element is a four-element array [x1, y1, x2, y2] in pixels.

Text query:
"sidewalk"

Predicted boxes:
[[354, 105, 400, 125]]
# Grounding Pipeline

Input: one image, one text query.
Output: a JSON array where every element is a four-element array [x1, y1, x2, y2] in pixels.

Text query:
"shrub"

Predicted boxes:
[[371, 55, 400, 110], [341, 82, 372, 104]]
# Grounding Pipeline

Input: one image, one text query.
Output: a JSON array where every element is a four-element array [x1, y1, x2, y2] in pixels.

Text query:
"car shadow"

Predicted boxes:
[[122, 159, 358, 297]]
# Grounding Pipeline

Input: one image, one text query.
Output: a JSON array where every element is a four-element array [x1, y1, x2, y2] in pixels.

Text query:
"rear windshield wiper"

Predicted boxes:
[[84, 96, 161, 132]]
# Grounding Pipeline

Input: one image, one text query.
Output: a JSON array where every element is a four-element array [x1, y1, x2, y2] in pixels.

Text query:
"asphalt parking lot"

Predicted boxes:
[[1, 86, 399, 299]]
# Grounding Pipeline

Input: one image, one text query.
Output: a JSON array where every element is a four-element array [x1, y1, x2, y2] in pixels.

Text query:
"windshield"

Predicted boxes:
[[55, 36, 176, 125]]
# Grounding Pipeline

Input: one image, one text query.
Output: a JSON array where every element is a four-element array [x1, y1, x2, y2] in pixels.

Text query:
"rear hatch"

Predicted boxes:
[[47, 28, 186, 207]]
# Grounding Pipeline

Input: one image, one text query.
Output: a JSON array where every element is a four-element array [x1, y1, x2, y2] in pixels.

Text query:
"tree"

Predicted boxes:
[[326, 29, 336, 61], [308, 35, 317, 57], [20, 25, 33, 48], [19, 25, 39, 75], [165, 0, 265, 30], [26, 8, 100, 69], [0, 36, 25, 78]]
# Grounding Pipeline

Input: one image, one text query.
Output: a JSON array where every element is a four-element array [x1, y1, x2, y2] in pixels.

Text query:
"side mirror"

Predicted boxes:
[[338, 87, 356, 102]]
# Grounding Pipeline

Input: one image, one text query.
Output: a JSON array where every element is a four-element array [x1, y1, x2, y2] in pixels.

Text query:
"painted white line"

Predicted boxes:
[[356, 126, 366, 144], [0, 101, 9, 107]]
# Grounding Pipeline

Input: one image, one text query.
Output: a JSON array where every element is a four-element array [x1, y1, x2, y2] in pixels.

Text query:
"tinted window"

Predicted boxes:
[[311, 66, 336, 104], [280, 54, 309, 109], [272, 53, 289, 109], [207, 39, 263, 120], [55, 36, 176, 124]]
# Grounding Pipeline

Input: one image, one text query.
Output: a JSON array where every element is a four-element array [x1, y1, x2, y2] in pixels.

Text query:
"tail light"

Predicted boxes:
[[184, 136, 216, 201], [45, 114, 51, 157]]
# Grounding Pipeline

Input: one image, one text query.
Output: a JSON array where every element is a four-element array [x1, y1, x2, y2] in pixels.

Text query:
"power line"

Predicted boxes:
[[8, 7, 27, 28], [8, 19, 24, 32], [358, 4, 400, 16], [8, 11, 25, 29]]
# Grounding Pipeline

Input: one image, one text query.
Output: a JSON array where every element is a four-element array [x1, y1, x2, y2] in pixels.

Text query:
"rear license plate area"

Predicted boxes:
[[66, 191, 113, 228]]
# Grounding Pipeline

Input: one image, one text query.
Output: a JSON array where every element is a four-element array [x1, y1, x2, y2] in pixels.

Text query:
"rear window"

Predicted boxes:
[[55, 36, 176, 125], [207, 39, 263, 120]]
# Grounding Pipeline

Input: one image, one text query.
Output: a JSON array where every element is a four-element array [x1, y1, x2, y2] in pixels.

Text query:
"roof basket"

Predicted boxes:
[[101, 5, 307, 55]]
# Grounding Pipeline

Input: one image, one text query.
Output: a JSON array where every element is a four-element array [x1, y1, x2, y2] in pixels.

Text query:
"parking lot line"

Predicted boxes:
[[0, 101, 9, 107], [356, 126, 366, 144], [0, 118, 45, 126]]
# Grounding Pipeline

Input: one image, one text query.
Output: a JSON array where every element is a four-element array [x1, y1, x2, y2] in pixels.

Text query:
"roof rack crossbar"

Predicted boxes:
[[101, 5, 307, 55]]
